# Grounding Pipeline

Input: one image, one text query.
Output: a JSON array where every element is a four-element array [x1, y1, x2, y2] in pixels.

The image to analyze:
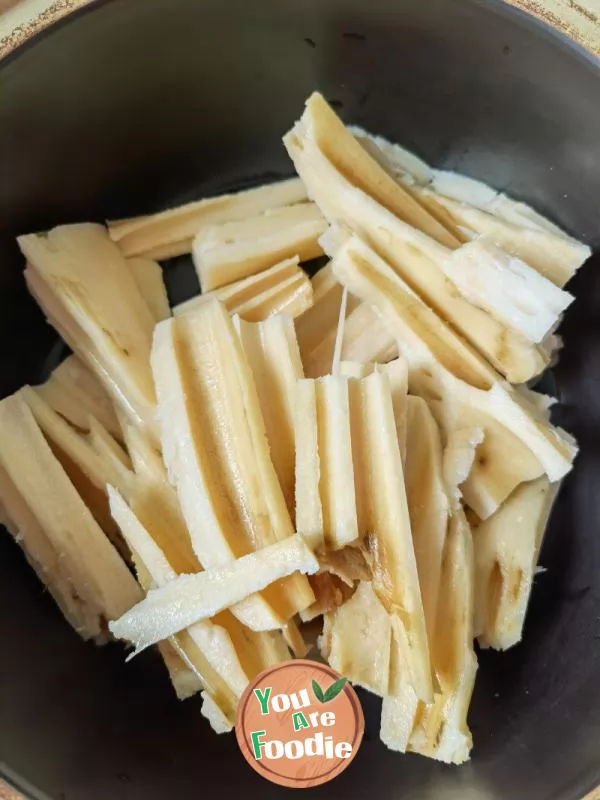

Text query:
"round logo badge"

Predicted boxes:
[[235, 659, 364, 788]]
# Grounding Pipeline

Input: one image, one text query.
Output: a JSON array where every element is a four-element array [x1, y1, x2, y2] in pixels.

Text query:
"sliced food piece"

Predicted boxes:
[[286, 123, 548, 382], [324, 581, 392, 697], [404, 396, 449, 647], [349, 125, 434, 187], [157, 641, 204, 701], [176, 257, 312, 322], [108, 178, 308, 259], [20, 225, 158, 437], [127, 257, 171, 322], [151, 300, 315, 629], [108, 486, 255, 720], [330, 233, 576, 518], [295, 263, 360, 363], [430, 170, 583, 239], [298, 92, 460, 246], [193, 203, 326, 291], [235, 314, 303, 516], [441, 238, 573, 344], [473, 477, 558, 649], [360, 372, 433, 702], [294, 377, 360, 550], [406, 508, 477, 765], [303, 302, 398, 379], [109, 534, 319, 650], [0, 392, 142, 637], [420, 189, 590, 287], [35, 355, 121, 439], [442, 427, 485, 508], [318, 544, 371, 586], [22, 386, 132, 557]]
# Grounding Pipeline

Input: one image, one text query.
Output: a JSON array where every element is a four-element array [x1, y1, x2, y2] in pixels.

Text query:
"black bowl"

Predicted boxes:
[[1, 1, 599, 798]]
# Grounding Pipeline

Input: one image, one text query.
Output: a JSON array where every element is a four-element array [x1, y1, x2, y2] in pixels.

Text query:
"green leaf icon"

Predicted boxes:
[[312, 679, 325, 703], [323, 677, 347, 702]]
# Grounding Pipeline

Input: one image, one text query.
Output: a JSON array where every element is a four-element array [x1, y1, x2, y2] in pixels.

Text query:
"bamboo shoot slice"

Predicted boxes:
[[35, 355, 121, 439], [235, 314, 303, 516], [151, 301, 314, 629], [109, 178, 308, 259], [324, 581, 392, 697], [127, 257, 171, 321], [109, 534, 319, 650], [285, 128, 548, 383], [0, 392, 141, 627], [193, 203, 326, 290], [299, 93, 460, 246], [473, 477, 557, 650], [20, 225, 157, 436]]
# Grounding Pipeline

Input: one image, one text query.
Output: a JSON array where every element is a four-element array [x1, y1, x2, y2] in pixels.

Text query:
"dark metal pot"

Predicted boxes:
[[1, 1, 599, 798]]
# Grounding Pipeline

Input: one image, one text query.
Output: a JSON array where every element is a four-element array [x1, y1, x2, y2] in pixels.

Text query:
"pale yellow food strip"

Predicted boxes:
[[193, 203, 326, 291], [175, 257, 312, 322], [150, 300, 314, 630], [108, 178, 308, 259], [20, 224, 157, 438]]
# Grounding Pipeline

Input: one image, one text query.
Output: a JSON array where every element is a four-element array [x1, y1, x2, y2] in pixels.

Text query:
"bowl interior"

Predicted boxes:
[[1, 1, 600, 798]]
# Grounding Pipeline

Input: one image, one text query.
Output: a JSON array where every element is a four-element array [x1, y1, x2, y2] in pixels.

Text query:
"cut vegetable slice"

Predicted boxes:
[[286, 126, 549, 382], [108, 486, 255, 719], [441, 238, 573, 344], [318, 545, 371, 586], [330, 233, 575, 518], [127, 257, 171, 322], [420, 190, 590, 287], [151, 300, 315, 629], [193, 203, 326, 291], [0, 392, 142, 634], [473, 477, 557, 650], [298, 93, 460, 247], [235, 314, 303, 516], [303, 302, 398, 379], [157, 640, 204, 700], [295, 263, 360, 363], [109, 534, 319, 650], [20, 225, 158, 436], [22, 386, 132, 557], [35, 355, 121, 439], [176, 257, 312, 322], [360, 372, 433, 702], [108, 178, 308, 259], [430, 170, 581, 239], [442, 427, 485, 508], [405, 396, 449, 646], [349, 125, 434, 187], [294, 377, 360, 551], [324, 581, 392, 697]]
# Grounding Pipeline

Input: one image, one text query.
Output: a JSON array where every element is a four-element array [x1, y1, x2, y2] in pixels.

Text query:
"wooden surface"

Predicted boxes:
[[0, 0, 598, 798]]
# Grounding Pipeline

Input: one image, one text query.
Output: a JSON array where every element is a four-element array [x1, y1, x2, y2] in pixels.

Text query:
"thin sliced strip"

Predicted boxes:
[[421, 189, 590, 287], [330, 233, 575, 518], [303, 302, 398, 379], [441, 238, 573, 344], [151, 301, 315, 629], [35, 355, 121, 439], [360, 372, 433, 702], [109, 534, 319, 651], [235, 314, 303, 515], [0, 392, 141, 628], [193, 203, 326, 290], [108, 486, 252, 719], [108, 178, 308, 259], [20, 225, 157, 436], [473, 477, 558, 649], [127, 257, 171, 321], [324, 581, 392, 697], [404, 396, 449, 647], [300, 92, 460, 247], [286, 126, 548, 383]]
